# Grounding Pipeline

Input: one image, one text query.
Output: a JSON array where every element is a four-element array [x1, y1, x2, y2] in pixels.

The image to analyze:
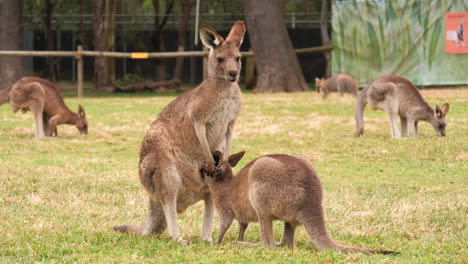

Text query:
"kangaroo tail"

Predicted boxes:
[[336, 245, 397, 255], [300, 208, 397, 255], [0, 86, 11, 106], [114, 156, 167, 236], [355, 87, 368, 137]]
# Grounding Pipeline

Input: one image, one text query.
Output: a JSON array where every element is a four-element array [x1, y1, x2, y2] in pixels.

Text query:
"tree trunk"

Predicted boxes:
[[244, 0, 308, 93], [55, 12, 62, 80], [0, 0, 25, 91], [105, 0, 116, 87], [320, 0, 331, 78], [43, 0, 56, 81], [152, 0, 174, 81], [78, 3, 86, 48], [93, 0, 116, 90], [173, 0, 193, 81]]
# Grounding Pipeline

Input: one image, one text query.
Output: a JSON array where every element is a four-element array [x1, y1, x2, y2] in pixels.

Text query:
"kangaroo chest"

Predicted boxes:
[[205, 91, 241, 149]]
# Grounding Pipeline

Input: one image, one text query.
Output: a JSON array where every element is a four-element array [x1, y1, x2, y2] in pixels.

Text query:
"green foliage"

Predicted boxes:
[[332, 0, 468, 86], [428, 18, 442, 69], [367, 21, 382, 70], [0, 88, 467, 263]]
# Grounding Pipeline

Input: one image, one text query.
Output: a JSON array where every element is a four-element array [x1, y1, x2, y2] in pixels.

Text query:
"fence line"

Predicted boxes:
[[0, 45, 332, 97]]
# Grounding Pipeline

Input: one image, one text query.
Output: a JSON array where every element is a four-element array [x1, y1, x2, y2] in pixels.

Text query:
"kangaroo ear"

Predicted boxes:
[[78, 104, 86, 118], [441, 103, 449, 115], [228, 151, 245, 167], [225, 21, 246, 47], [212, 151, 223, 167], [434, 105, 441, 118], [200, 24, 224, 49]]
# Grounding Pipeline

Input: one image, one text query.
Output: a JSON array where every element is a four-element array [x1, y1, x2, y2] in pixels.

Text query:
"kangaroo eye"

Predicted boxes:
[[236, 57, 241, 62], [217, 58, 224, 63]]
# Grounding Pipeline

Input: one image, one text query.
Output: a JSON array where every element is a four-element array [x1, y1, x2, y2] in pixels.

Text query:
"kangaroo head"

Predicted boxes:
[[200, 21, 246, 82], [76, 104, 88, 135], [431, 103, 449, 137], [206, 150, 245, 182], [315, 78, 323, 93]]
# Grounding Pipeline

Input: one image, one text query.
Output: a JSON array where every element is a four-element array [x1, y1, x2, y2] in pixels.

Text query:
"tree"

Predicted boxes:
[[152, 0, 174, 81], [41, 0, 58, 81], [93, 0, 116, 90], [173, 0, 194, 81], [320, 0, 331, 78], [0, 0, 25, 91], [244, 0, 309, 93]]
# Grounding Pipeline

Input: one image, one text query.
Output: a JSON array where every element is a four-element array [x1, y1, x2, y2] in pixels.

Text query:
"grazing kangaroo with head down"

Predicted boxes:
[[114, 21, 246, 244], [0, 76, 88, 139], [315, 74, 358, 99], [355, 76, 449, 138], [204, 151, 396, 254]]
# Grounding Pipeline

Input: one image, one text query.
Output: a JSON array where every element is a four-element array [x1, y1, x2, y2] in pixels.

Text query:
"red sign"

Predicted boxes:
[[445, 12, 468, 54]]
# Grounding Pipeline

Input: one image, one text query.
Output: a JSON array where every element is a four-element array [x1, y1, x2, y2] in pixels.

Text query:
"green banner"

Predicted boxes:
[[331, 0, 468, 86]]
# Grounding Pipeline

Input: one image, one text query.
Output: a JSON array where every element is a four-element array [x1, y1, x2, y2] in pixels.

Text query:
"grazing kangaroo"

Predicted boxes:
[[355, 76, 449, 138], [315, 74, 358, 99], [0, 76, 88, 139], [114, 21, 246, 243], [204, 151, 396, 254]]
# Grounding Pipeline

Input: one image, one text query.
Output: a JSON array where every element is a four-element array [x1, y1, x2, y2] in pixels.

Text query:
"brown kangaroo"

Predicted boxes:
[[0, 76, 88, 139], [315, 74, 358, 99], [355, 76, 449, 138], [114, 21, 246, 244], [204, 151, 396, 254]]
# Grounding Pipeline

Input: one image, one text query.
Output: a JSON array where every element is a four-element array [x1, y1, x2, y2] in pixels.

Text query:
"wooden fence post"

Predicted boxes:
[[76, 45, 83, 98]]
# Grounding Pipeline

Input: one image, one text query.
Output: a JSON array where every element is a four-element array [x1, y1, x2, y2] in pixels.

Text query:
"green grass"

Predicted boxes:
[[0, 88, 467, 263]]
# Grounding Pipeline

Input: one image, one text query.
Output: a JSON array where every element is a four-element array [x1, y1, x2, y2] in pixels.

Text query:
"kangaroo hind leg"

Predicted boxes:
[[30, 100, 46, 139], [258, 215, 275, 248], [384, 99, 400, 139], [277, 222, 296, 248], [400, 116, 408, 137]]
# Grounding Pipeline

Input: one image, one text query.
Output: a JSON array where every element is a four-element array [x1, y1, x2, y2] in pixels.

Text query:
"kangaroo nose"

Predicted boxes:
[[228, 72, 238, 81]]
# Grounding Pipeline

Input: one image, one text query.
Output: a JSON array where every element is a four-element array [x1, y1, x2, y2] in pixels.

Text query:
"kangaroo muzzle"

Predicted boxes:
[[227, 71, 238, 82]]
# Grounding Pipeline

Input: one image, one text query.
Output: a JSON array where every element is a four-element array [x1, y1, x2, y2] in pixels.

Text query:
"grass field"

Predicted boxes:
[[0, 87, 466, 263]]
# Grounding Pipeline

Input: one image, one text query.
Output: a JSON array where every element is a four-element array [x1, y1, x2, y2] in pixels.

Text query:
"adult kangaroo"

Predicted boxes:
[[204, 151, 396, 254], [315, 74, 359, 99], [0, 76, 88, 138], [114, 21, 246, 244], [355, 76, 449, 138]]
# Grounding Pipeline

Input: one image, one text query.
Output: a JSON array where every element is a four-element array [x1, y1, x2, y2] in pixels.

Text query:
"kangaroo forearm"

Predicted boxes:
[[225, 122, 235, 158], [193, 122, 213, 160]]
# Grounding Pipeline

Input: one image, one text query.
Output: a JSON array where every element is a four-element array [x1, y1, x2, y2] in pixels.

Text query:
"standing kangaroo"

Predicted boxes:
[[315, 74, 358, 99], [0, 76, 88, 139], [355, 76, 449, 138], [114, 21, 246, 243], [204, 151, 396, 254]]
